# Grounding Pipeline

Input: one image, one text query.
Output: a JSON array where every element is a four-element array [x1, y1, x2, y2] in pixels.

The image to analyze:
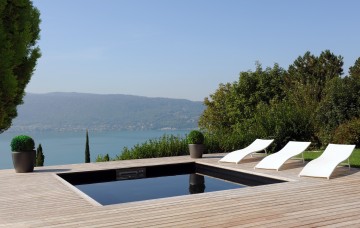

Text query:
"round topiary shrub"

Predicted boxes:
[[10, 135, 35, 151], [187, 130, 205, 144], [332, 118, 360, 147]]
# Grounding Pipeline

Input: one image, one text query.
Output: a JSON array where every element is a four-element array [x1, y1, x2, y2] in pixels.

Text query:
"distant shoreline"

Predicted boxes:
[[10, 92, 203, 133], [4, 128, 195, 134]]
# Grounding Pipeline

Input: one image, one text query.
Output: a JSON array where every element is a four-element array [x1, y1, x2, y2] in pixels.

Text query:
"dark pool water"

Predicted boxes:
[[76, 173, 245, 205]]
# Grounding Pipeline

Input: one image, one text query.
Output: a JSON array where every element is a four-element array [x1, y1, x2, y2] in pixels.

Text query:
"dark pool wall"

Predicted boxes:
[[58, 162, 285, 186]]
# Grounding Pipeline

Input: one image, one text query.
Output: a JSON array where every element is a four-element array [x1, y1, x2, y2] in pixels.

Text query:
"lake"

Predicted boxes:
[[0, 130, 188, 170]]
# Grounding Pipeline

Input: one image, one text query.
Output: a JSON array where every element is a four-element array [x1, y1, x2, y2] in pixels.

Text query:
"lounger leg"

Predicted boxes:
[[302, 152, 305, 163], [348, 158, 351, 170]]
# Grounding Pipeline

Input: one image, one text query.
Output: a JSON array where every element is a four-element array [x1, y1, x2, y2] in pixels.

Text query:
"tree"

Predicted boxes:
[[349, 57, 360, 78], [199, 63, 285, 131], [35, 143, 44, 166], [287, 50, 343, 83], [348, 57, 360, 118], [199, 50, 351, 151], [314, 57, 360, 145], [248, 101, 315, 150], [199, 82, 236, 133], [85, 129, 90, 163], [284, 50, 344, 110], [199, 63, 286, 151], [332, 117, 360, 147], [0, 0, 41, 133], [285, 50, 345, 145], [286, 50, 343, 103]]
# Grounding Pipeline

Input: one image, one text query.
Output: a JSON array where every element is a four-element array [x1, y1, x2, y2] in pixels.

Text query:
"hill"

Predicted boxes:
[[9, 93, 204, 132]]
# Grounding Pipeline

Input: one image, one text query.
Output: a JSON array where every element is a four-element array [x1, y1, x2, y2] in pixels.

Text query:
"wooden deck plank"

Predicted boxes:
[[1, 154, 360, 227]]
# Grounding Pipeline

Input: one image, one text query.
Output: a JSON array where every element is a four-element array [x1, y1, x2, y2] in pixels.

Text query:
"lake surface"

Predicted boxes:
[[0, 130, 188, 170]]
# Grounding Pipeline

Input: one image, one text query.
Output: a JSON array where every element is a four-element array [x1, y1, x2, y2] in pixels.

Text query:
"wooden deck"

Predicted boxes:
[[1, 153, 360, 227]]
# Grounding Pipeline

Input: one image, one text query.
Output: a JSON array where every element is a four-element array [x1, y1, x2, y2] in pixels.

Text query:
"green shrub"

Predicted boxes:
[[115, 134, 188, 160], [332, 117, 360, 147], [10, 135, 35, 151], [187, 130, 204, 144], [248, 101, 315, 151], [201, 125, 263, 153], [96, 153, 110, 162], [36, 144, 45, 166], [203, 133, 223, 153]]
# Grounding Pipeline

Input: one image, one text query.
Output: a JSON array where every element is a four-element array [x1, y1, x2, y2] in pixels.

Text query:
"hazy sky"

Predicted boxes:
[[27, 0, 360, 101]]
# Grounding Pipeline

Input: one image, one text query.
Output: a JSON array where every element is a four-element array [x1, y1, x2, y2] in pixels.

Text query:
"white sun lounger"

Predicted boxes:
[[299, 144, 356, 179], [219, 139, 274, 164], [254, 141, 311, 171]]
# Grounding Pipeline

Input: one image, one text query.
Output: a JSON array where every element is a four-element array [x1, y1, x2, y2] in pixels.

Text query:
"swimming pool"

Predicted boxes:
[[58, 163, 284, 205]]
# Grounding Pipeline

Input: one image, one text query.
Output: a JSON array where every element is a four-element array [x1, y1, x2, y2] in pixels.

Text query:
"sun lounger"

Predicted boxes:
[[254, 141, 311, 171], [219, 139, 274, 164], [299, 144, 356, 179]]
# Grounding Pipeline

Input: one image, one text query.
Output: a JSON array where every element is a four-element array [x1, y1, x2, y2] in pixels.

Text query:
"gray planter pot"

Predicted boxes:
[[12, 150, 36, 173], [189, 144, 204, 158]]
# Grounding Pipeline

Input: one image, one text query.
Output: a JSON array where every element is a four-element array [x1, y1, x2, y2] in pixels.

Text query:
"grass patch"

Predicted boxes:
[[300, 149, 360, 168]]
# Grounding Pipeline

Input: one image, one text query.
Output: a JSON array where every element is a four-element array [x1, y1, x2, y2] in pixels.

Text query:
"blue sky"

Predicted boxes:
[[27, 0, 360, 101]]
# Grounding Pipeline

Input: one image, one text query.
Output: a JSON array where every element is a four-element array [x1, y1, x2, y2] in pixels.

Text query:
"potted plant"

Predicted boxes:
[[187, 130, 205, 158], [11, 135, 36, 173]]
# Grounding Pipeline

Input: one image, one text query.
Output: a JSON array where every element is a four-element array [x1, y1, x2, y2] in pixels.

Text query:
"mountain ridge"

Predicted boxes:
[[9, 92, 204, 132]]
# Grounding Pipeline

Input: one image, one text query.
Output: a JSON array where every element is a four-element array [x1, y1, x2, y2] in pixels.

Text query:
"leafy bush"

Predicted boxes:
[[11, 135, 35, 151], [249, 101, 315, 151], [96, 153, 110, 162], [116, 134, 188, 160], [97, 133, 221, 162], [200, 121, 266, 153], [208, 101, 316, 153], [36, 144, 45, 166], [187, 130, 204, 144], [217, 129, 258, 152], [332, 118, 360, 147], [200, 100, 317, 153], [203, 133, 223, 153], [200, 131, 245, 153]]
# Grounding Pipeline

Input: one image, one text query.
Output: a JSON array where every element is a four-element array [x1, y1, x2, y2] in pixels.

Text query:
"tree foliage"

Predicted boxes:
[[36, 143, 44, 166], [332, 117, 360, 147], [349, 57, 360, 79], [0, 0, 41, 133], [85, 130, 90, 163], [200, 50, 359, 151], [96, 153, 110, 162], [199, 63, 286, 151]]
